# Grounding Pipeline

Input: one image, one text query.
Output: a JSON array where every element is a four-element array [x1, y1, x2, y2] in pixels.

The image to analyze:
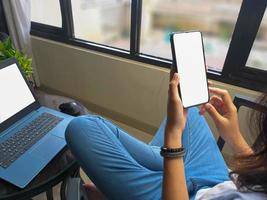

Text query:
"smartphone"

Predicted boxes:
[[170, 31, 209, 108]]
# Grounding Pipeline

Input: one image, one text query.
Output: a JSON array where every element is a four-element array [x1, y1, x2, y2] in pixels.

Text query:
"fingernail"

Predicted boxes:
[[174, 73, 179, 80], [205, 103, 211, 109]]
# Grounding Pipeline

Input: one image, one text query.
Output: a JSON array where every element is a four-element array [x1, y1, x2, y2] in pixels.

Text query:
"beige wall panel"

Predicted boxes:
[[32, 37, 169, 135]]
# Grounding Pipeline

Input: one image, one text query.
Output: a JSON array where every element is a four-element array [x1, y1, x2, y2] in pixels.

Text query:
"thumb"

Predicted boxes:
[[169, 73, 179, 99], [205, 103, 222, 123]]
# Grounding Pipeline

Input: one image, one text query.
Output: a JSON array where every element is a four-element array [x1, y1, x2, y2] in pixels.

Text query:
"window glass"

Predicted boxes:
[[141, 0, 242, 72], [71, 0, 131, 50], [31, 0, 62, 27], [246, 12, 267, 71]]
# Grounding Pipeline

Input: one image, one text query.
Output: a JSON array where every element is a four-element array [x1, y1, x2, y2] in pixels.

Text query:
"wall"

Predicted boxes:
[[31, 37, 261, 151], [32, 37, 169, 136]]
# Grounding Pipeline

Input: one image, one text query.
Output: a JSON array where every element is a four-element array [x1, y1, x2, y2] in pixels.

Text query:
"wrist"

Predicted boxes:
[[160, 146, 185, 158], [165, 126, 183, 135], [230, 133, 253, 155], [164, 129, 182, 148]]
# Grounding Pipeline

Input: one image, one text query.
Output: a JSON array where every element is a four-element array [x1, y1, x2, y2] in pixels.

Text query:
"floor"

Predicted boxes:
[[33, 170, 89, 200]]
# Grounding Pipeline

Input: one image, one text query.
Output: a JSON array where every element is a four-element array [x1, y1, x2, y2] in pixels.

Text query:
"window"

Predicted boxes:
[[0, 0, 8, 34], [140, 0, 242, 72], [31, 0, 62, 27], [246, 12, 267, 71], [30, 0, 267, 92], [71, 0, 131, 50]]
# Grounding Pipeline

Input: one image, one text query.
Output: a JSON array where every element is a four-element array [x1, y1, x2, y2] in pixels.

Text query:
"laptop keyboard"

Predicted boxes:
[[0, 113, 63, 168]]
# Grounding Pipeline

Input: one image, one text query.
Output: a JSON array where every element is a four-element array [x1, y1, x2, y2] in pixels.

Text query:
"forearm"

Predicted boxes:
[[162, 129, 189, 200], [228, 132, 253, 156]]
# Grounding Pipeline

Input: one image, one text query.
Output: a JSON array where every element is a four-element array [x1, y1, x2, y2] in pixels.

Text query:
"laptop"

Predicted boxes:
[[0, 58, 74, 188]]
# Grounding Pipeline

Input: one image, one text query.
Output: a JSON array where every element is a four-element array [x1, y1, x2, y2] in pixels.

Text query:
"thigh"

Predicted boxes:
[[183, 108, 229, 193], [98, 116, 163, 171], [65, 115, 163, 200]]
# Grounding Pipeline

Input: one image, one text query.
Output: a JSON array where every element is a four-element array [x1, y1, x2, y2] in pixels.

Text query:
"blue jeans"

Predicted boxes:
[[65, 107, 229, 200]]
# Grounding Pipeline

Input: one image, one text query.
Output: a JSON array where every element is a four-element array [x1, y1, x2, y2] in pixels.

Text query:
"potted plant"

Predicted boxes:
[[0, 36, 34, 85]]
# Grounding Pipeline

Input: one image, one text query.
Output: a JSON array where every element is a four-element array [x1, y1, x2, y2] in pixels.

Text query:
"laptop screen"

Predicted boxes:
[[0, 63, 35, 123]]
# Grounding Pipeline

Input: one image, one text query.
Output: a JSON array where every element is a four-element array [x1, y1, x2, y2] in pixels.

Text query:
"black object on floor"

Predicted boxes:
[[59, 102, 83, 116]]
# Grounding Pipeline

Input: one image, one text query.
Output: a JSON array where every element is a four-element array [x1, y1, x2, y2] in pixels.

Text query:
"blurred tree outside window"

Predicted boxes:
[[140, 0, 243, 72], [71, 0, 131, 50]]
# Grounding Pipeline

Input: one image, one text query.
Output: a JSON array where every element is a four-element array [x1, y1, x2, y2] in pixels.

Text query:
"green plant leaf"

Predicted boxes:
[[0, 42, 4, 51], [0, 37, 33, 77]]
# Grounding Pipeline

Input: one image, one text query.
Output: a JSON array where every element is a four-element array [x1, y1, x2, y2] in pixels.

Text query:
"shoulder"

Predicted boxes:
[[195, 181, 267, 200]]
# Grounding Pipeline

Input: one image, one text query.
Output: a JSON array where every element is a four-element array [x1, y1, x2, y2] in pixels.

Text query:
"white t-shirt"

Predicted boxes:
[[195, 181, 267, 200]]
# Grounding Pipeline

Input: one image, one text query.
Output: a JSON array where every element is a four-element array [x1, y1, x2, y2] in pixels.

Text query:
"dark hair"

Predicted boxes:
[[230, 93, 267, 193]]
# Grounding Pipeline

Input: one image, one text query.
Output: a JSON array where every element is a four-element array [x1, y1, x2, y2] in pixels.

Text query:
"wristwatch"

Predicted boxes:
[[160, 147, 185, 158]]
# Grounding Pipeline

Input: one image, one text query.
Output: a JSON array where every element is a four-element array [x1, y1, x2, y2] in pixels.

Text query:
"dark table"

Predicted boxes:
[[0, 91, 90, 200], [0, 148, 79, 200]]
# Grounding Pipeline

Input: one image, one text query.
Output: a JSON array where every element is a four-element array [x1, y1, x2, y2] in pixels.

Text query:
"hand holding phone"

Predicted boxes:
[[170, 31, 209, 108]]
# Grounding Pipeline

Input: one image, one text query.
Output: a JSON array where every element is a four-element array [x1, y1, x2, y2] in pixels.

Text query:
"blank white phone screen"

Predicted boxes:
[[173, 32, 209, 108]]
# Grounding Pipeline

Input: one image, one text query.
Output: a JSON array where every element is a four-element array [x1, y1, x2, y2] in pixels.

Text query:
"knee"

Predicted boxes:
[[65, 117, 84, 147], [65, 115, 99, 147]]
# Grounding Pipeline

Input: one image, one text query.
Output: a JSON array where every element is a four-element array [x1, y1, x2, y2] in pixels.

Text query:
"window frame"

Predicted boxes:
[[30, 0, 267, 92], [222, 0, 267, 88], [0, 0, 9, 35]]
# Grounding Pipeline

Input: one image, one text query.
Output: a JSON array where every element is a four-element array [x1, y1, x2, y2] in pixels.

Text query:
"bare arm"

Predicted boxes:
[[163, 132, 188, 200], [162, 73, 189, 200]]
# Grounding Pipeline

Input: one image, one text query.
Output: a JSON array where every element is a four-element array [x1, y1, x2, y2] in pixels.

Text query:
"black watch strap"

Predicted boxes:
[[160, 147, 185, 158]]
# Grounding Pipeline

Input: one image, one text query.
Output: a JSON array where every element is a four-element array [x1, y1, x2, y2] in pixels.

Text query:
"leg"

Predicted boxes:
[[66, 107, 229, 199], [150, 107, 229, 196], [83, 181, 107, 200], [66, 115, 163, 200]]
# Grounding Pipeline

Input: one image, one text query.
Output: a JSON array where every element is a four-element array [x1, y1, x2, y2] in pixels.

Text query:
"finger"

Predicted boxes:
[[210, 95, 224, 107], [200, 95, 221, 115], [199, 105, 206, 115], [168, 73, 180, 101], [169, 65, 176, 81], [210, 95, 223, 101], [208, 80, 213, 87], [210, 96, 225, 115], [204, 103, 223, 123], [209, 87, 232, 105]]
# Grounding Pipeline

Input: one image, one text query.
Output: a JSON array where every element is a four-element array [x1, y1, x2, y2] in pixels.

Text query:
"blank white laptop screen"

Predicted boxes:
[[0, 63, 35, 123]]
